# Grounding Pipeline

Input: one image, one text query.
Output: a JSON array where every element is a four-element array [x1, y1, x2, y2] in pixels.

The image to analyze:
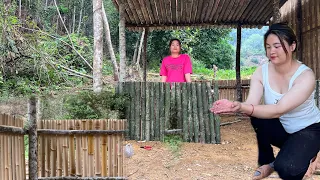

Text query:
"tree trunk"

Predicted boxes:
[[235, 25, 242, 102], [136, 28, 145, 66], [142, 28, 149, 82], [18, 0, 21, 18], [119, 3, 126, 82], [93, 0, 104, 93], [72, 5, 76, 33], [132, 39, 139, 65], [28, 96, 38, 180], [102, 2, 119, 81], [77, 0, 84, 34]]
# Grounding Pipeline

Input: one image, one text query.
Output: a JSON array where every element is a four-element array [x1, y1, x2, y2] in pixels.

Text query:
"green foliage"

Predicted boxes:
[[215, 66, 257, 80], [63, 90, 129, 119], [164, 135, 183, 156]]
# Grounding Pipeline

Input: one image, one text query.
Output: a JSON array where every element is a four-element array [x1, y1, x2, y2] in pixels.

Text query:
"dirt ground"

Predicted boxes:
[[125, 115, 320, 180]]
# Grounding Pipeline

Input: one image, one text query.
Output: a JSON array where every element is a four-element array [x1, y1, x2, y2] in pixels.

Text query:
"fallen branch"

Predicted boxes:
[[220, 120, 241, 126]]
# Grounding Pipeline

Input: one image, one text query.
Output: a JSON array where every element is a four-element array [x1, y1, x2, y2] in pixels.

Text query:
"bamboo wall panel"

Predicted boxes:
[[280, 0, 320, 79], [0, 114, 25, 180], [37, 119, 126, 179], [217, 80, 250, 101], [122, 82, 220, 144]]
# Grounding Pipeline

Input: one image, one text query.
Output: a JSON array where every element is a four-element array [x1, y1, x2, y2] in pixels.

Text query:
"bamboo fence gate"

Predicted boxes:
[[120, 81, 220, 144], [0, 114, 26, 180]]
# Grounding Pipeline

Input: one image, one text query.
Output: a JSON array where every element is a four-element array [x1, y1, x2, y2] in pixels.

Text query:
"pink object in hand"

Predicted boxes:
[[210, 99, 234, 114]]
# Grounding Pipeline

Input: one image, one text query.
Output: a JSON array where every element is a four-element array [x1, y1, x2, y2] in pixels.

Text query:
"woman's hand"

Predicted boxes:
[[210, 99, 241, 114]]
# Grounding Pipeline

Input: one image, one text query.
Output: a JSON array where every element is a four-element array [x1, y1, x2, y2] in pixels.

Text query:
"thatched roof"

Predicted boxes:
[[112, 0, 288, 31]]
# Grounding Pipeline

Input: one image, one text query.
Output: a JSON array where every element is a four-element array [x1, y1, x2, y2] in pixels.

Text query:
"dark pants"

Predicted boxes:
[[251, 117, 320, 180]]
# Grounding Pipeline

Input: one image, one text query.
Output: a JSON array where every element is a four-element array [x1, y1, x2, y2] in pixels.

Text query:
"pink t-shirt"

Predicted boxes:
[[160, 54, 192, 82]]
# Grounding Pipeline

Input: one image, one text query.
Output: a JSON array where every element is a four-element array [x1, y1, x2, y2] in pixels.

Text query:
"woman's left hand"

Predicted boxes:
[[210, 99, 241, 114]]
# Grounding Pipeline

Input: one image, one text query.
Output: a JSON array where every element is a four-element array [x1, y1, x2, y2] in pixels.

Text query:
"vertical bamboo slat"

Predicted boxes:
[[7, 114, 12, 180], [129, 82, 135, 140], [50, 120, 57, 177], [145, 83, 151, 141], [0, 115, 3, 180], [176, 83, 182, 129], [170, 83, 176, 129], [95, 120, 101, 177], [4, 115, 9, 180], [181, 83, 188, 141], [159, 83, 165, 141], [134, 82, 141, 140], [141, 82, 146, 140], [206, 82, 216, 144], [81, 120, 88, 177], [187, 83, 193, 142], [44, 120, 50, 177], [214, 81, 221, 143], [56, 120, 63, 177], [88, 120, 94, 176], [150, 83, 155, 140], [196, 83, 205, 143], [164, 83, 171, 130], [12, 116, 17, 180], [101, 120, 108, 176], [201, 82, 210, 143], [112, 120, 117, 176], [191, 83, 199, 143], [62, 120, 68, 176], [75, 120, 82, 177], [107, 120, 112, 177], [154, 82, 160, 140]]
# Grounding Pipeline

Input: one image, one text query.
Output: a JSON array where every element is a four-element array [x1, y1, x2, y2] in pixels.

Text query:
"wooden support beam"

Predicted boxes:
[[142, 28, 149, 82], [273, 0, 281, 23], [236, 24, 242, 102], [297, 0, 303, 62]]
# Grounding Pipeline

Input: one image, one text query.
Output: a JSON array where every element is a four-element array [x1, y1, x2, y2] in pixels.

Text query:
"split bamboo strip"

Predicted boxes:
[[88, 120, 94, 176], [112, 120, 117, 176], [44, 120, 51, 177], [123, 83, 129, 138], [107, 120, 112, 176], [101, 120, 107, 176], [141, 82, 146, 140], [9, 115, 15, 180], [20, 118, 25, 180], [119, 120, 125, 176], [170, 83, 176, 129], [129, 82, 135, 139], [164, 83, 171, 131], [187, 83, 193, 142], [38, 120, 44, 177], [181, 83, 188, 141], [159, 83, 165, 141], [149, 83, 155, 140], [196, 83, 205, 143], [4, 117, 9, 180], [13, 116, 19, 180], [95, 120, 102, 177], [81, 120, 89, 177], [214, 81, 221, 143], [0, 115, 4, 180], [62, 120, 69, 176], [201, 82, 210, 143], [145, 82, 151, 141], [176, 83, 182, 129], [56, 120, 63, 177], [6, 114, 12, 180], [75, 120, 82, 177], [134, 82, 141, 141], [207, 82, 216, 144], [154, 82, 160, 140], [191, 83, 199, 143], [50, 120, 57, 177]]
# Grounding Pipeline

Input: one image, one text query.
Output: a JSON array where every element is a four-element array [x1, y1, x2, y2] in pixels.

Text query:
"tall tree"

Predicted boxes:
[[92, 0, 103, 93]]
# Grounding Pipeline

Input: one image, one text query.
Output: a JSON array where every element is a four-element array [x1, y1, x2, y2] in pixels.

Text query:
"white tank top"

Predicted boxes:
[[262, 63, 320, 133]]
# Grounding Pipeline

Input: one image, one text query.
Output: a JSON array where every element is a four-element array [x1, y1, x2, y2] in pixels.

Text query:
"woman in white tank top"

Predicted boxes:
[[211, 23, 320, 180]]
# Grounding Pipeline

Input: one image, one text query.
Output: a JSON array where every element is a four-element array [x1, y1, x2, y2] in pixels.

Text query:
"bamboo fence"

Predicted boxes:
[[120, 81, 220, 144], [37, 119, 126, 179], [0, 114, 26, 180], [217, 79, 250, 101]]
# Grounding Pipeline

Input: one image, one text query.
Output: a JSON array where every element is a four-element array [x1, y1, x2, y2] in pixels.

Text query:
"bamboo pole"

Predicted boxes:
[[201, 82, 210, 143], [56, 120, 63, 177], [119, 120, 125, 177], [107, 120, 113, 176], [214, 81, 221, 143], [101, 120, 107, 176], [95, 120, 102, 177], [129, 82, 135, 140], [176, 83, 182, 129], [88, 120, 94, 176], [206, 82, 216, 144], [181, 83, 188, 141], [159, 83, 165, 141], [196, 83, 205, 143], [4, 115, 9, 180], [28, 96, 38, 180], [164, 83, 171, 131], [140, 82, 146, 140], [149, 83, 155, 140], [75, 120, 82, 177], [134, 82, 141, 141], [191, 83, 199, 143], [81, 120, 88, 177], [50, 120, 57, 177], [38, 120, 43, 177], [44, 120, 50, 177], [13, 116, 19, 180], [62, 120, 69, 176], [19, 118, 24, 180], [145, 83, 151, 141], [9, 115, 15, 180], [112, 120, 117, 176], [0, 115, 4, 180], [170, 83, 176, 129], [124, 82, 130, 139], [187, 83, 193, 142], [154, 82, 160, 140]]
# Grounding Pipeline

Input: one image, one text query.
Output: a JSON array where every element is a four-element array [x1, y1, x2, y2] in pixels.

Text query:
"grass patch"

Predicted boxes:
[[164, 135, 183, 156]]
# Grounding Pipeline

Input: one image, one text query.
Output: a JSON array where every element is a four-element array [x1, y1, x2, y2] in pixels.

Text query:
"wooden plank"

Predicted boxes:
[[140, 82, 146, 140], [94, 120, 102, 177], [204, 0, 216, 22], [69, 120, 76, 176], [129, 82, 135, 139], [62, 120, 69, 176], [159, 83, 165, 141], [107, 120, 112, 177], [134, 82, 141, 140], [181, 83, 189, 141], [88, 120, 94, 176], [191, 83, 199, 143], [201, 82, 210, 143], [44, 121, 51, 177], [164, 83, 171, 130], [150, 83, 155, 140], [56, 120, 63, 177], [170, 83, 176, 129], [207, 82, 216, 144], [187, 83, 193, 142], [214, 80, 221, 143], [176, 83, 182, 129], [101, 120, 107, 176], [154, 82, 160, 140], [145, 82, 151, 141]]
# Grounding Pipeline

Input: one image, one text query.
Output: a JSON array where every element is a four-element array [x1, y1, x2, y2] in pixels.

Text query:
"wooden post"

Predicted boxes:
[[272, 0, 281, 23], [297, 0, 303, 62], [143, 28, 149, 82], [235, 24, 242, 102], [28, 96, 38, 180], [119, 2, 126, 83]]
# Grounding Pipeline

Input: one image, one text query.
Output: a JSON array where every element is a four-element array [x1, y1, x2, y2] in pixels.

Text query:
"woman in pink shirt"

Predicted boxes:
[[160, 39, 192, 82]]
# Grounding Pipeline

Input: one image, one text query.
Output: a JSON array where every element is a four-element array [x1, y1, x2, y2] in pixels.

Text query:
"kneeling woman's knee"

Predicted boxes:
[[274, 160, 306, 180]]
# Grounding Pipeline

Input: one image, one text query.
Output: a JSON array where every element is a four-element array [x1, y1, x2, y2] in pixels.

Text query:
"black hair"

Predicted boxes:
[[264, 23, 297, 55], [169, 38, 181, 47]]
